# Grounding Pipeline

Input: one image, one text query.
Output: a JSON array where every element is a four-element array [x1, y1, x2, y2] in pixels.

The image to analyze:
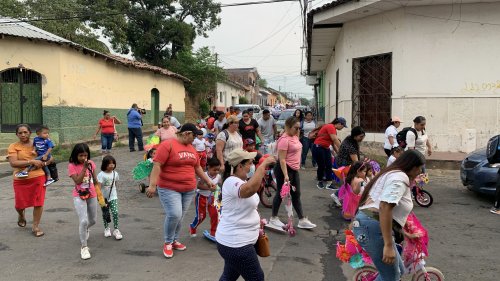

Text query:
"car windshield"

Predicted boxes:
[[278, 110, 294, 120]]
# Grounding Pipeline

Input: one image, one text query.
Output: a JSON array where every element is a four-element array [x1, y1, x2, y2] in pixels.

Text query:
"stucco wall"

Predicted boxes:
[[322, 3, 500, 152], [216, 82, 242, 109], [1, 37, 186, 142]]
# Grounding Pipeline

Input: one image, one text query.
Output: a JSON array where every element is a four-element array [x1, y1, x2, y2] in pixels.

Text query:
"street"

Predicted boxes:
[[0, 145, 498, 281]]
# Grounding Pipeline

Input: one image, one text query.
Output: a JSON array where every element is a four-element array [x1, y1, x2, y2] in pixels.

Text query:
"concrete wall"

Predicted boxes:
[[0, 37, 186, 143], [322, 3, 500, 152]]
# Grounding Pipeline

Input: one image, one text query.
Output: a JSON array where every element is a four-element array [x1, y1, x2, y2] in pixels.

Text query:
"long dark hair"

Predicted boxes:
[[101, 155, 117, 171], [69, 143, 91, 164], [294, 109, 304, 121], [359, 150, 425, 206], [344, 126, 365, 152], [345, 161, 366, 186]]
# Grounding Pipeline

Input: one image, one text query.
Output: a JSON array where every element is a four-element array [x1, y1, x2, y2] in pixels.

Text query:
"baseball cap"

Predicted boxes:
[[392, 116, 403, 123], [244, 138, 255, 145], [206, 133, 215, 139], [179, 123, 203, 135], [227, 149, 257, 167], [336, 117, 348, 128]]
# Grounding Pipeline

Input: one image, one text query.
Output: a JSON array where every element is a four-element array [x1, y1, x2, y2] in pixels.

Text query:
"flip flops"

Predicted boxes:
[[32, 228, 45, 237], [17, 210, 26, 227]]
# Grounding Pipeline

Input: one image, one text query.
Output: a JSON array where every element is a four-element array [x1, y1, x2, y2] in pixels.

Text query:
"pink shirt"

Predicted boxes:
[[277, 134, 302, 171], [155, 126, 178, 142], [68, 161, 97, 198]]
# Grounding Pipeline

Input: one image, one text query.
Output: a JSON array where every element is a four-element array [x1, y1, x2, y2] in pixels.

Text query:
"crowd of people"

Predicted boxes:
[[7, 102, 445, 280]]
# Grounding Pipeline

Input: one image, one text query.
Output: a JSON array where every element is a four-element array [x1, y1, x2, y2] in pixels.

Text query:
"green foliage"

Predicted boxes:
[[258, 79, 268, 88], [239, 96, 249, 104], [199, 100, 210, 118], [299, 98, 311, 106], [168, 47, 225, 97]]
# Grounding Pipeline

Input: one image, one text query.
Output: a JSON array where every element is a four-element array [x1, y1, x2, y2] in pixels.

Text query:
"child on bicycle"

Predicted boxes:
[[335, 162, 367, 219], [387, 146, 403, 167], [189, 157, 221, 242]]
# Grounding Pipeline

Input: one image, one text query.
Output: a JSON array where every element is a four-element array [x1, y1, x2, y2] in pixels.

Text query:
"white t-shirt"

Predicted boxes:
[[169, 116, 181, 129], [215, 176, 260, 248], [302, 120, 316, 137], [405, 128, 429, 156], [197, 172, 221, 197], [214, 119, 226, 132], [216, 130, 243, 160], [387, 155, 396, 167], [258, 117, 276, 139], [97, 171, 119, 201], [384, 125, 399, 150], [192, 138, 206, 152], [359, 171, 413, 226]]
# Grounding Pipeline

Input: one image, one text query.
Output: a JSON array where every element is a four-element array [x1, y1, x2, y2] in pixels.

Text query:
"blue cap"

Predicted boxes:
[[337, 117, 348, 128]]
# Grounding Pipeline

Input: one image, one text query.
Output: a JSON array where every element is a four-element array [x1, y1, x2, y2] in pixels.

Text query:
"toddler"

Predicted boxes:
[[335, 162, 367, 219], [16, 126, 56, 186], [387, 147, 404, 167], [205, 133, 216, 159], [189, 157, 221, 242], [97, 155, 122, 240], [193, 131, 207, 169]]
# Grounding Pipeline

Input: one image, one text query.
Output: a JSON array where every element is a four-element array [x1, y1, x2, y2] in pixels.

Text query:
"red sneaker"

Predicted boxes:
[[163, 243, 173, 258], [189, 226, 197, 237], [172, 241, 186, 251]]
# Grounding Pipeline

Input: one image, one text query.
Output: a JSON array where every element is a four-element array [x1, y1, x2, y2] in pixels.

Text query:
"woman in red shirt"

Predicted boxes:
[[94, 110, 121, 155], [312, 117, 347, 189], [146, 123, 216, 259]]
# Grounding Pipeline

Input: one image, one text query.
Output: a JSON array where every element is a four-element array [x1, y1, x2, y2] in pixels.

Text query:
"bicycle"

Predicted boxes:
[[352, 260, 444, 281], [412, 173, 433, 207], [258, 166, 277, 208]]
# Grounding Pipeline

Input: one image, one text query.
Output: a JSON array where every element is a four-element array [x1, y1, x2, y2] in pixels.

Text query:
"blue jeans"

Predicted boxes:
[[312, 144, 332, 181], [101, 133, 114, 152], [29, 155, 50, 176], [352, 211, 404, 281], [157, 188, 195, 243], [300, 136, 316, 166], [128, 127, 144, 151]]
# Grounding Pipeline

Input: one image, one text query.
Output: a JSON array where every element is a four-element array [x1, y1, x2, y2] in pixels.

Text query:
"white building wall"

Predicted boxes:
[[216, 82, 242, 109], [322, 3, 500, 152]]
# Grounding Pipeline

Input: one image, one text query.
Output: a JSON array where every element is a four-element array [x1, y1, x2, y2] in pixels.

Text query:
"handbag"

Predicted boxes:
[[255, 218, 270, 257]]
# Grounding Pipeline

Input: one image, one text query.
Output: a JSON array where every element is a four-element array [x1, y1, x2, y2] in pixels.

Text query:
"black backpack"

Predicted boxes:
[[396, 127, 418, 149], [486, 135, 500, 164]]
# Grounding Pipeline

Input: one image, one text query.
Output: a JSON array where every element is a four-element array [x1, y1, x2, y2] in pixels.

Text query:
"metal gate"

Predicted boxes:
[[352, 53, 392, 133], [0, 68, 43, 132]]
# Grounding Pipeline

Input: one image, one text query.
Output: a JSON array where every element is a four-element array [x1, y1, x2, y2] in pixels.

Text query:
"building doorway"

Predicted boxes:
[[151, 88, 160, 125], [0, 68, 43, 132], [352, 53, 392, 132]]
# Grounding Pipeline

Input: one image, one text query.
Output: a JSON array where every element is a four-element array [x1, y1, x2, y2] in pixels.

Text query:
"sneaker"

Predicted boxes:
[[269, 216, 285, 229], [325, 182, 338, 190], [189, 226, 197, 237], [316, 181, 325, 189], [172, 241, 186, 251], [104, 228, 111, 237], [113, 229, 123, 240], [203, 230, 217, 242], [44, 178, 56, 186], [80, 246, 91, 260], [330, 192, 342, 207], [490, 208, 500, 215], [15, 171, 29, 178], [163, 243, 173, 258], [301, 165, 306, 170], [297, 217, 317, 229]]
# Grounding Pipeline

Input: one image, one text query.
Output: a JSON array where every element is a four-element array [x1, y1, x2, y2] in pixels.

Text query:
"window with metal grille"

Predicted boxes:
[[352, 53, 392, 133]]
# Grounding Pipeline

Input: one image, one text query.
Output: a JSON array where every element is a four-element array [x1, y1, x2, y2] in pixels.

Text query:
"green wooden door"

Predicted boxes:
[[0, 68, 42, 132], [151, 89, 160, 125]]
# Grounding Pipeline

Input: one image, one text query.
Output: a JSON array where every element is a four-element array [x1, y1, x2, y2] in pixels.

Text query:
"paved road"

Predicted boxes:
[[0, 146, 497, 281]]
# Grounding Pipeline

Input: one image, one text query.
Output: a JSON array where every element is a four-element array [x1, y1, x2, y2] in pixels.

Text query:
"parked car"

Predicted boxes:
[[460, 147, 498, 196], [275, 109, 296, 131], [234, 104, 262, 120]]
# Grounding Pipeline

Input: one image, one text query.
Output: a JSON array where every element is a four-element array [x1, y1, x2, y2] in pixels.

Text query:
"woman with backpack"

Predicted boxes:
[[405, 116, 432, 157], [216, 115, 243, 181], [383, 116, 402, 157]]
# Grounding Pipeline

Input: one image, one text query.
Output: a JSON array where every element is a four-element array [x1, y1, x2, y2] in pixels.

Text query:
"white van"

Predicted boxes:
[[233, 104, 262, 120]]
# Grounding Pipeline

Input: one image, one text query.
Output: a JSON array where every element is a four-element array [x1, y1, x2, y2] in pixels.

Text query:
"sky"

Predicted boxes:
[[193, 0, 332, 100]]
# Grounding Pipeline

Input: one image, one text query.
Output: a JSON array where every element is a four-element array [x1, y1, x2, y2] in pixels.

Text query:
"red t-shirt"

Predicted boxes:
[[314, 124, 337, 148], [153, 138, 200, 192], [99, 118, 115, 134]]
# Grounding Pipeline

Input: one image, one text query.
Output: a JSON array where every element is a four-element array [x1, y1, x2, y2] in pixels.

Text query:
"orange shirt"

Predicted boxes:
[[8, 142, 45, 179]]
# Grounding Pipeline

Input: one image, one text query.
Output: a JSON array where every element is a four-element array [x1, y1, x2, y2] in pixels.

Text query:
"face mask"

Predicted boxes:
[[247, 164, 256, 178]]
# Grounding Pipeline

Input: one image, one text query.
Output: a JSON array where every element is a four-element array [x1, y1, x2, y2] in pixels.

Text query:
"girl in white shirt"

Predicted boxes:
[[383, 116, 402, 157], [353, 150, 425, 281], [193, 132, 207, 169]]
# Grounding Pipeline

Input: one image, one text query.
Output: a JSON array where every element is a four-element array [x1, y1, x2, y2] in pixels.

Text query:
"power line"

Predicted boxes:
[[221, 0, 297, 8]]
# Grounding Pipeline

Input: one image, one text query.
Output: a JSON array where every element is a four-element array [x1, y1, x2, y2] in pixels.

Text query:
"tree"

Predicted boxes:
[[299, 98, 310, 106], [239, 96, 249, 104], [258, 79, 268, 88]]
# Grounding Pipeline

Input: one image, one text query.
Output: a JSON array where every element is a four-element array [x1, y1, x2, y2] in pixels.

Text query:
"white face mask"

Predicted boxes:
[[247, 164, 256, 178]]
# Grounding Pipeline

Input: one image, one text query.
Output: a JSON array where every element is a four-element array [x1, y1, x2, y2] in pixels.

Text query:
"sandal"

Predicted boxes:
[[32, 228, 45, 237], [17, 210, 26, 227]]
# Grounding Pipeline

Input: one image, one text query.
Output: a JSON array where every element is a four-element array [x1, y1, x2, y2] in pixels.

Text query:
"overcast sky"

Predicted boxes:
[[194, 0, 331, 100]]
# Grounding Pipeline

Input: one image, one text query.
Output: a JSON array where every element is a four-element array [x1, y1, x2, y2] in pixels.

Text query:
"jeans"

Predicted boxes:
[[217, 243, 264, 281], [128, 127, 144, 151], [101, 133, 114, 152], [312, 144, 332, 182], [352, 211, 404, 281], [33, 155, 51, 176], [300, 136, 316, 167], [273, 162, 304, 219], [157, 187, 195, 243]]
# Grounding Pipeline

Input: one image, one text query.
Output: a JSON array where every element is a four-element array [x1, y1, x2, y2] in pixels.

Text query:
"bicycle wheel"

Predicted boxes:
[[352, 265, 378, 281], [411, 267, 445, 281], [259, 184, 276, 208], [415, 190, 433, 207]]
